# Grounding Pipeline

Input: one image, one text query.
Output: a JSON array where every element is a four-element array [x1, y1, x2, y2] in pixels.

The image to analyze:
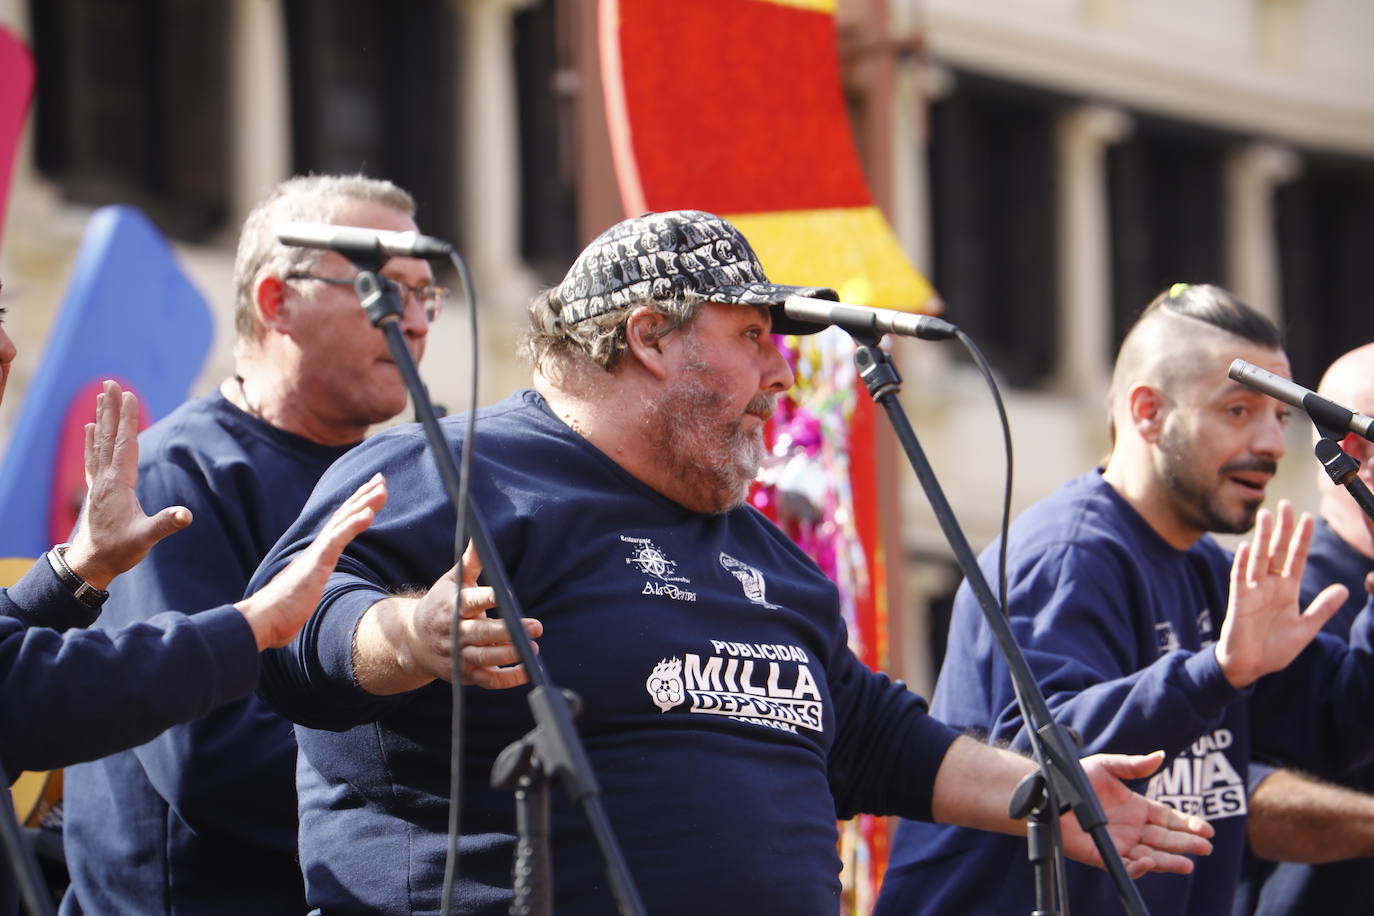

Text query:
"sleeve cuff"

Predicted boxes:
[[1246, 760, 1277, 795], [3, 554, 101, 631], [1182, 646, 1247, 715], [307, 583, 405, 723]]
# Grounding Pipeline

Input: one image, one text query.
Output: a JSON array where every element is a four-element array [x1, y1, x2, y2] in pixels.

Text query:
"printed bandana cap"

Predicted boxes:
[[556, 210, 838, 335]]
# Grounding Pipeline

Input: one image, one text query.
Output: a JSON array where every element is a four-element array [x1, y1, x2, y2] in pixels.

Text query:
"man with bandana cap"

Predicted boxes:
[[252, 211, 1215, 916]]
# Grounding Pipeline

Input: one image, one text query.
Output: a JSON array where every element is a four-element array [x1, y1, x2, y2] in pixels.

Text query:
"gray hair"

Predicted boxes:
[[232, 174, 416, 340], [519, 283, 703, 377]]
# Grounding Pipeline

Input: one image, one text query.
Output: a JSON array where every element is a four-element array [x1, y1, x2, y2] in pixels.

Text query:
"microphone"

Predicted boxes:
[[1228, 358, 1374, 442], [781, 295, 958, 340], [276, 222, 454, 261]]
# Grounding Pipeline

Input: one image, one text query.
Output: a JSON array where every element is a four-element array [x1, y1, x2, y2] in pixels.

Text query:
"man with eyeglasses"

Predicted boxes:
[[61, 174, 456, 915]]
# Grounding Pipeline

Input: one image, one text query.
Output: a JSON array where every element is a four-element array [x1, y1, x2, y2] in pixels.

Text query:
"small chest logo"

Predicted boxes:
[[719, 552, 779, 609], [622, 535, 696, 602], [1156, 621, 1180, 653], [1197, 608, 1214, 641]]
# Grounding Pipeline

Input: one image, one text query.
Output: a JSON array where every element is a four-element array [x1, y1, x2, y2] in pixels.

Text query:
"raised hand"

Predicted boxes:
[[1215, 500, 1349, 688], [1065, 751, 1215, 877], [352, 541, 542, 696], [63, 380, 192, 588], [235, 473, 389, 650], [402, 542, 541, 689]]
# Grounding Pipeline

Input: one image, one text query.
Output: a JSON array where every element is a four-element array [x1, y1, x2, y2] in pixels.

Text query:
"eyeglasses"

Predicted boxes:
[[285, 272, 447, 323]]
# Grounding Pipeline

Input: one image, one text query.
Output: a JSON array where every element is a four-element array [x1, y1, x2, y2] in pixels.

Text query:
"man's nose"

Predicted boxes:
[[761, 334, 794, 393], [398, 287, 431, 342], [1254, 411, 1287, 460]]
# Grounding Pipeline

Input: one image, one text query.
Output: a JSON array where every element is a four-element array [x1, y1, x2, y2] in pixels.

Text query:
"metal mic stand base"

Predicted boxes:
[[1011, 769, 1070, 916], [0, 762, 55, 916], [493, 730, 553, 916]]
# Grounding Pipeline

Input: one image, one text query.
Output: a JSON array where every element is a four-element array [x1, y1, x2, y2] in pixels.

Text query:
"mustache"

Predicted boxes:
[[744, 394, 776, 421], [1219, 458, 1278, 477]]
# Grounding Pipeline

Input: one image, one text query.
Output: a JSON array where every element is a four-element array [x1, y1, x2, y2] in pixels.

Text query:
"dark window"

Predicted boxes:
[[1107, 121, 1226, 352], [514, 0, 579, 283], [284, 0, 460, 248], [928, 76, 1060, 388], [28, 0, 231, 240], [1277, 155, 1374, 386]]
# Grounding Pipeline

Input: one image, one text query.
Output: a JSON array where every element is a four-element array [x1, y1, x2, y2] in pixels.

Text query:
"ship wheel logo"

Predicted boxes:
[[628, 543, 677, 580]]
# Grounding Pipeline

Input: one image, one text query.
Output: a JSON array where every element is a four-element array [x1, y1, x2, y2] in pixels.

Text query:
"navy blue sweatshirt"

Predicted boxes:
[[1234, 518, 1374, 915], [877, 472, 1374, 916], [0, 556, 259, 915], [62, 392, 355, 916], [255, 389, 960, 915]]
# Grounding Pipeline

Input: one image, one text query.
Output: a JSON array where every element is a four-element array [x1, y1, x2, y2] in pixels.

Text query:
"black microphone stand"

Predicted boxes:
[[348, 268, 646, 916], [1313, 426, 1374, 523], [845, 333, 1149, 916], [0, 762, 55, 915]]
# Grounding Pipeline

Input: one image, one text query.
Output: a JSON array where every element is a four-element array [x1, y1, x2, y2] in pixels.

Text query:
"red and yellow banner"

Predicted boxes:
[[600, 0, 934, 310], [601, 1, 937, 907]]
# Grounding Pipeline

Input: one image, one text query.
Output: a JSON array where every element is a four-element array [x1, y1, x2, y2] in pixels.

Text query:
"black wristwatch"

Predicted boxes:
[[46, 543, 110, 609]]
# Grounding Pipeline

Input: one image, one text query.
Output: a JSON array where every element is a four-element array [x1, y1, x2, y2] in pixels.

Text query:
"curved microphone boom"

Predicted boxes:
[[1229, 358, 1374, 442], [781, 295, 958, 340], [277, 222, 455, 262]]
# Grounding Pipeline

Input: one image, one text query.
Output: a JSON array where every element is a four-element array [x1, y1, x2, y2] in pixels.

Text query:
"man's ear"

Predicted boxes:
[[255, 275, 290, 334], [1126, 382, 1168, 444], [624, 306, 674, 381]]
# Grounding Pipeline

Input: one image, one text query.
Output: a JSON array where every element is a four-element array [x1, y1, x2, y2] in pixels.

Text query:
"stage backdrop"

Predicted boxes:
[[0, 205, 213, 569], [0, 26, 32, 251]]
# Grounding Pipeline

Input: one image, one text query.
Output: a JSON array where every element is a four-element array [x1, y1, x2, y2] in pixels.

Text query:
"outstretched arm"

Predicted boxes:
[[930, 736, 1214, 877], [1247, 767, 1374, 863], [0, 475, 387, 774], [236, 473, 389, 650]]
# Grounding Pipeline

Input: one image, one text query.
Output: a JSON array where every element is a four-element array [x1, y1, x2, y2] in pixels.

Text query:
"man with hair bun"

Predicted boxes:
[[878, 285, 1374, 915]]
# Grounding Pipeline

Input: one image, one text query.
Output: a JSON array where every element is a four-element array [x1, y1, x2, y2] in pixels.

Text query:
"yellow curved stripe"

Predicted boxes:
[[0, 556, 34, 588], [752, 0, 837, 11], [723, 206, 936, 312]]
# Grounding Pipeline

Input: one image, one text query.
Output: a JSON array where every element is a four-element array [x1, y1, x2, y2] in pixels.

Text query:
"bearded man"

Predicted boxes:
[[877, 285, 1374, 916], [251, 211, 1214, 915]]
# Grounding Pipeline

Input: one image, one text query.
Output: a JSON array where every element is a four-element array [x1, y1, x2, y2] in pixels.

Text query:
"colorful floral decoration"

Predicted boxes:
[[753, 328, 869, 650], [751, 326, 889, 914]]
